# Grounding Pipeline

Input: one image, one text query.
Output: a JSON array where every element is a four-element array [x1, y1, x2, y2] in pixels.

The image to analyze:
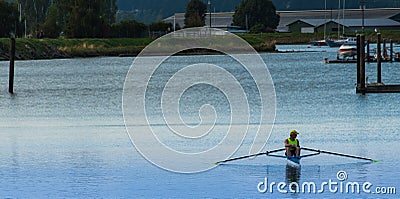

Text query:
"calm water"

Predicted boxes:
[[0, 45, 399, 198]]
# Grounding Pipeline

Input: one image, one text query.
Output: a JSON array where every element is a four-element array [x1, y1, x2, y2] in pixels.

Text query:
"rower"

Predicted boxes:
[[284, 130, 301, 157]]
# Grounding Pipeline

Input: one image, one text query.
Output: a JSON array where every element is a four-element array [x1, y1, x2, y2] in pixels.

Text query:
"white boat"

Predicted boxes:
[[310, 40, 327, 46], [338, 44, 357, 58]]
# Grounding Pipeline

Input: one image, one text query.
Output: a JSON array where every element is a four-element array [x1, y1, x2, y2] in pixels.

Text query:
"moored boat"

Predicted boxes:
[[395, 52, 400, 62], [326, 37, 357, 48], [310, 40, 328, 46], [338, 44, 357, 58]]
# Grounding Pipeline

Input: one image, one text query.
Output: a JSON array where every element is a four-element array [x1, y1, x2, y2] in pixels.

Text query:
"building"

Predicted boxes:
[[287, 18, 400, 33], [277, 8, 400, 32], [286, 19, 326, 33], [163, 8, 400, 33], [163, 12, 247, 33]]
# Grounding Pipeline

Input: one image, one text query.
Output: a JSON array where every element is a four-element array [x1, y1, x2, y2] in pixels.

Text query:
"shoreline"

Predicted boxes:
[[1, 30, 399, 61], [0, 38, 152, 61], [0, 39, 277, 61]]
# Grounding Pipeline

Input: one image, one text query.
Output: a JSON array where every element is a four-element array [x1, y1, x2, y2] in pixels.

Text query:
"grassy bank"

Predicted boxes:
[[0, 38, 153, 60], [0, 35, 278, 60], [1, 30, 400, 60], [241, 32, 316, 44]]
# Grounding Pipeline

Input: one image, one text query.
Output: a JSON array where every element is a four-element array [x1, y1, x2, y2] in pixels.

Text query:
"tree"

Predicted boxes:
[[0, 0, 18, 37], [41, 0, 117, 38], [149, 20, 174, 37], [184, 0, 207, 28], [40, 2, 63, 38], [110, 20, 147, 38], [232, 0, 280, 32], [149, 21, 173, 32], [249, 23, 265, 34], [10, 0, 53, 34], [67, 0, 102, 38]]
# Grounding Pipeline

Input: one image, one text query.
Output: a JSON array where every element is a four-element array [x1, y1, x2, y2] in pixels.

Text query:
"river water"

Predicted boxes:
[[0, 45, 399, 198]]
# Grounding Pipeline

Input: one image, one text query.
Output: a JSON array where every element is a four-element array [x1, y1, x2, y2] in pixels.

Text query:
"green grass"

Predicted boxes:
[[240, 32, 324, 44]]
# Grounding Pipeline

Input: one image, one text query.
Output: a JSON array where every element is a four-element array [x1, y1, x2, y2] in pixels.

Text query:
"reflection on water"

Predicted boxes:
[[286, 164, 301, 187]]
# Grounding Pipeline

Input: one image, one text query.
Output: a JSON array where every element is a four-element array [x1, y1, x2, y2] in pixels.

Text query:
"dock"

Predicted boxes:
[[324, 58, 356, 63], [324, 58, 391, 64], [359, 84, 400, 93], [324, 36, 395, 64], [356, 34, 400, 94]]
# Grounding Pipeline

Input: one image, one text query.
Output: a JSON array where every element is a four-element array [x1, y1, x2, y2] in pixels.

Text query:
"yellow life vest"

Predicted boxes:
[[287, 138, 299, 149]]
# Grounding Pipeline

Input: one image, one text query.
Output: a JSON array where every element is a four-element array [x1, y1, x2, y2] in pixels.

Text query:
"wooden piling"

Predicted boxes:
[[383, 39, 386, 53], [390, 39, 393, 62], [356, 34, 366, 94], [383, 38, 387, 61], [377, 33, 382, 84], [366, 40, 370, 63], [9, 37, 15, 94], [356, 34, 361, 86], [360, 35, 366, 91]]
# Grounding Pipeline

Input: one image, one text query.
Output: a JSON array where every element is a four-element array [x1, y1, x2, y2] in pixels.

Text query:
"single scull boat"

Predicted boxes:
[[213, 147, 378, 167]]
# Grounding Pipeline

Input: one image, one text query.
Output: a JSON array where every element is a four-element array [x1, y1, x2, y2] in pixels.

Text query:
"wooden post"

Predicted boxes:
[[377, 33, 382, 84], [356, 34, 366, 95], [360, 35, 366, 91], [390, 39, 393, 62], [356, 34, 361, 86], [9, 37, 15, 94], [366, 40, 370, 63], [383, 39, 386, 52], [383, 38, 387, 61]]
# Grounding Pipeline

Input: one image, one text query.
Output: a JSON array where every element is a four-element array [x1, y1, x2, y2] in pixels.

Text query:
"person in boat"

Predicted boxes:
[[284, 130, 300, 157]]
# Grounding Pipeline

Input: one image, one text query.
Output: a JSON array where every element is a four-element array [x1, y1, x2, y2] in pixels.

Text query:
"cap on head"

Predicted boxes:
[[290, 130, 299, 135]]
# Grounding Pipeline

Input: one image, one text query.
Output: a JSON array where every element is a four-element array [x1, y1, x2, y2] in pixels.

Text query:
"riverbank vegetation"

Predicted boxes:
[[0, 34, 276, 60], [0, 38, 152, 60], [1, 30, 400, 60]]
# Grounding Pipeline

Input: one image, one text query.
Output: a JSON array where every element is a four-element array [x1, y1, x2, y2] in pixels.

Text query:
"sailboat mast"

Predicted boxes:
[[324, 0, 327, 39], [337, 0, 341, 39], [343, 0, 345, 35]]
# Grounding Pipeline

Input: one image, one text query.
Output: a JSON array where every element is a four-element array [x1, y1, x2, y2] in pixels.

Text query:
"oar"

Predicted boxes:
[[302, 147, 379, 162], [213, 148, 286, 165]]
